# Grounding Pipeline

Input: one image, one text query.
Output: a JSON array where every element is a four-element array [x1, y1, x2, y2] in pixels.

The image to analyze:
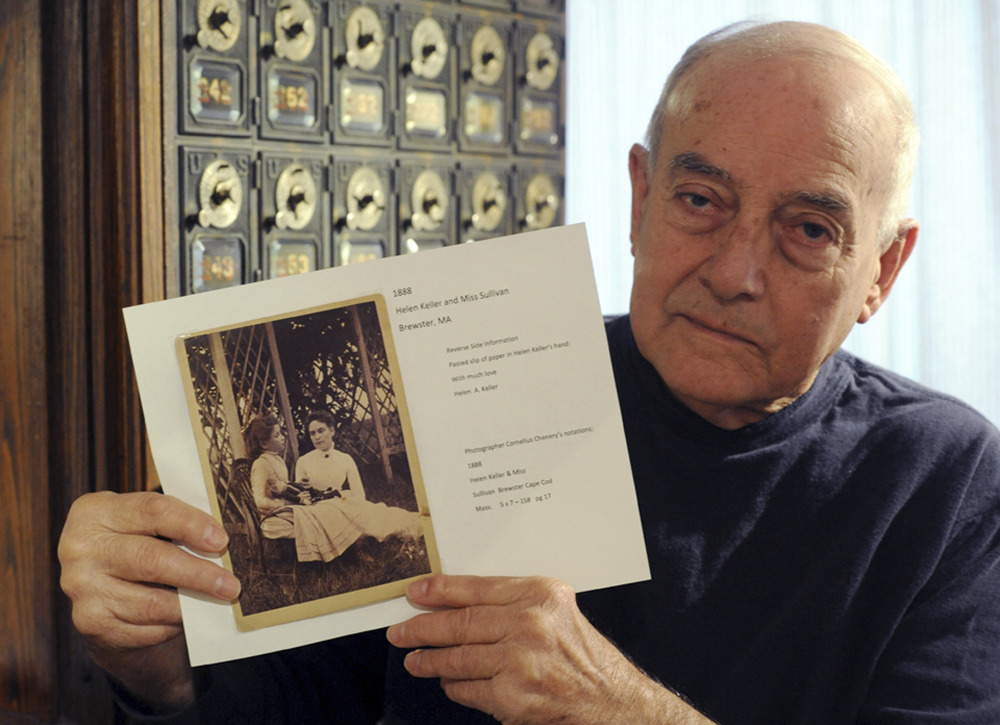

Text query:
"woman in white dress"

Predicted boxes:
[[246, 415, 298, 537], [245, 414, 422, 562]]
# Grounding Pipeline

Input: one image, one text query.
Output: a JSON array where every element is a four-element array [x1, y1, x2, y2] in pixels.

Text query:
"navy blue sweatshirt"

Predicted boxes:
[[118, 316, 1000, 724]]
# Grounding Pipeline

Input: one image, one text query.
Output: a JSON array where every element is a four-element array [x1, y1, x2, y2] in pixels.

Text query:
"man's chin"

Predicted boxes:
[[651, 346, 761, 390], [658, 359, 821, 428], [649, 357, 776, 424]]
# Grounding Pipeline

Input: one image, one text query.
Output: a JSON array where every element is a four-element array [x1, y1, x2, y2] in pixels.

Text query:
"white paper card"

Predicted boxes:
[[124, 224, 649, 666]]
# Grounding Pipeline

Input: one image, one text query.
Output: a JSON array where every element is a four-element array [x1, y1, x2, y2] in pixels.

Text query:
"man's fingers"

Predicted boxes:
[[104, 579, 184, 626], [403, 644, 504, 680], [60, 492, 240, 603], [439, 678, 500, 716], [388, 604, 512, 648], [93, 622, 186, 654], [387, 573, 637, 724], [91, 491, 228, 553], [71, 581, 184, 644], [405, 574, 571, 608], [78, 609, 185, 650], [106, 533, 239, 600], [57, 491, 215, 704], [405, 574, 527, 608], [388, 574, 578, 650]]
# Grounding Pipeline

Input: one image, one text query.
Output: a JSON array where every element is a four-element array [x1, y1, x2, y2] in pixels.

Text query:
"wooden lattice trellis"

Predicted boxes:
[[184, 335, 240, 500], [183, 302, 402, 512], [351, 304, 404, 484]]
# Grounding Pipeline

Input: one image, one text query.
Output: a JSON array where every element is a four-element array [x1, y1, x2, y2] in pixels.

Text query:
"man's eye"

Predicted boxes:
[[801, 222, 832, 242], [681, 192, 712, 209]]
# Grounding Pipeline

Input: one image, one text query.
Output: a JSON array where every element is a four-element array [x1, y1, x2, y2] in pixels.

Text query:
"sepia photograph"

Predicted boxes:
[[176, 294, 439, 630]]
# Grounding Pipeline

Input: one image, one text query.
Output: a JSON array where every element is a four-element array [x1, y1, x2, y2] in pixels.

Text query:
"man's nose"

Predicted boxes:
[[699, 214, 767, 302]]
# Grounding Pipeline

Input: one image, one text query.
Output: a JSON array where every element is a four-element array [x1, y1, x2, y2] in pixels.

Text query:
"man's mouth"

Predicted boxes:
[[679, 314, 757, 347]]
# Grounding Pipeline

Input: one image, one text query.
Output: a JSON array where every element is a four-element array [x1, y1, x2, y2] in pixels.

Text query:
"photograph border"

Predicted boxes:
[[175, 292, 441, 631]]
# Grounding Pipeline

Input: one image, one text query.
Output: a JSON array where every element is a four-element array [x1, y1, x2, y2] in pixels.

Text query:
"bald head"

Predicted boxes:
[[644, 21, 918, 247]]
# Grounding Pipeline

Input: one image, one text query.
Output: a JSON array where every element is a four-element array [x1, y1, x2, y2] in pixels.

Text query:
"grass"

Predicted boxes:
[[222, 453, 431, 616], [229, 523, 432, 616]]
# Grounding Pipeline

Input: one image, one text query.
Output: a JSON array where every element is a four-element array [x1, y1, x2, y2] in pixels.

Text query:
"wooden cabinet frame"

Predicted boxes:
[[1, 0, 164, 721]]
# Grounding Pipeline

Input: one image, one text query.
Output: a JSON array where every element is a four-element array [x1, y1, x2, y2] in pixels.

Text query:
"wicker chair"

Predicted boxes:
[[221, 458, 261, 552], [222, 458, 297, 576]]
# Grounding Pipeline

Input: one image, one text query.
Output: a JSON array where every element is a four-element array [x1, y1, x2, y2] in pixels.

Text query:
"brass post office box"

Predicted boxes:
[[164, 0, 564, 296]]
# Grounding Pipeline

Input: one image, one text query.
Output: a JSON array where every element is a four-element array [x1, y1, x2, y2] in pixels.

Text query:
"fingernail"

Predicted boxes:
[[386, 622, 404, 645], [404, 649, 423, 672], [204, 524, 228, 550], [215, 573, 240, 601], [408, 578, 428, 599]]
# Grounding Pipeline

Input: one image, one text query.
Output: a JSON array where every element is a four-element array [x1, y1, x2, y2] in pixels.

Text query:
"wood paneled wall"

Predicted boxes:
[[0, 1, 55, 720], [1, 0, 152, 722]]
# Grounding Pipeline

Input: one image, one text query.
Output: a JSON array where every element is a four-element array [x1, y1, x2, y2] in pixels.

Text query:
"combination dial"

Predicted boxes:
[[525, 33, 559, 91], [345, 6, 385, 71], [198, 159, 242, 229], [274, 164, 317, 230], [197, 0, 241, 52], [523, 173, 559, 230], [345, 167, 386, 231], [410, 17, 448, 80], [470, 172, 506, 232], [470, 25, 505, 86], [274, 0, 316, 61], [410, 170, 448, 232]]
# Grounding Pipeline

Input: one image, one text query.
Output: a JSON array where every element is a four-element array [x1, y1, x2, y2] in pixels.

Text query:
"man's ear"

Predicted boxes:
[[857, 219, 918, 324], [629, 144, 652, 255]]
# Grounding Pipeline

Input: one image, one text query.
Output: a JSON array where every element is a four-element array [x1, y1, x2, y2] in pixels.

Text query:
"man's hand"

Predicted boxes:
[[386, 575, 716, 725], [58, 491, 241, 712]]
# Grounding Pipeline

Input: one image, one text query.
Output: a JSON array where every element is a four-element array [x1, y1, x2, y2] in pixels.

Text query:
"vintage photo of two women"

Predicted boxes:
[[177, 294, 440, 630]]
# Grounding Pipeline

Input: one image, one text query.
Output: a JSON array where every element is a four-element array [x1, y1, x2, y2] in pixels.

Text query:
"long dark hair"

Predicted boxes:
[[246, 414, 280, 461]]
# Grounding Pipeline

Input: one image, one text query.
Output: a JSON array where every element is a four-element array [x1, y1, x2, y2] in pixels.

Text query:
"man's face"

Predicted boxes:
[[309, 420, 335, 452], [629, 55, 915, 429]]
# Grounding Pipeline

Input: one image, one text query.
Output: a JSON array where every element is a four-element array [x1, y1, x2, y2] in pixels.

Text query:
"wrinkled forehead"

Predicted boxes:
[[665, 53, 899, 195], [672, 52, 891, 133]]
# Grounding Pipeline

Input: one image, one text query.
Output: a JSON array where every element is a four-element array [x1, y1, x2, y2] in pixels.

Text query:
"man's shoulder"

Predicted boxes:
[[834, 350, 1000, 515], [835, 349, 998, 439]]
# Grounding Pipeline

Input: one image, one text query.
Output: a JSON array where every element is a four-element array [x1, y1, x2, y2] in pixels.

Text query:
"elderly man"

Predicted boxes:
[[59, 21, 1000, 724]]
